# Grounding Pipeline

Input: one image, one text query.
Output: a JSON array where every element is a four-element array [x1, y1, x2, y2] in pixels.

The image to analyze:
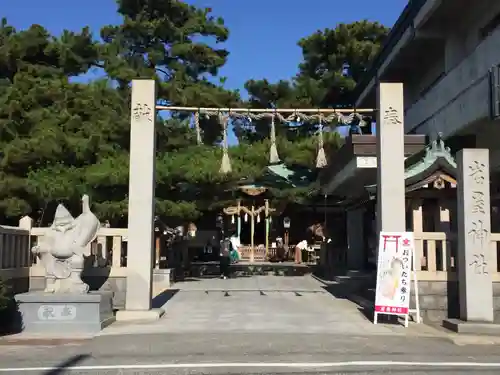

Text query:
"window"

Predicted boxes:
[[490, 64, 500, 119]]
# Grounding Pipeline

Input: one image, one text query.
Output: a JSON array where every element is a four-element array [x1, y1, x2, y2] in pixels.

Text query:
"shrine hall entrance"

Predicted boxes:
[[239, 217, 266, 247]]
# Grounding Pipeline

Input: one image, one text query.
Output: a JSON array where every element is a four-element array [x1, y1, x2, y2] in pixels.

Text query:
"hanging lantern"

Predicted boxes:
[[283, 217, 291, 229], [257, 213, 261, 223], [231, 215, 235, 224], [244, 213, 248, 222], [342, 62, 351, 77]]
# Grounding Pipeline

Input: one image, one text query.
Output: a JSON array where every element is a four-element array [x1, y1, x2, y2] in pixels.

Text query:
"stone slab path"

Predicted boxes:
[[101, 275, 443, 337]]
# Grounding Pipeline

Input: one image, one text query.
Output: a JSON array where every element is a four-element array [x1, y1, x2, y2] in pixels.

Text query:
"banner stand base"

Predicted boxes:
[[374, 312, 411, 327]]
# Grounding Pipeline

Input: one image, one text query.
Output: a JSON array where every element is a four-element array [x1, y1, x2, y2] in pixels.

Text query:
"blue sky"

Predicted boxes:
[[3, 0, 407, 142]]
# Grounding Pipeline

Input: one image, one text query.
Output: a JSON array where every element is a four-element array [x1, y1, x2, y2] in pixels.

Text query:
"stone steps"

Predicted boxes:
[[179, 262, 314, 279]]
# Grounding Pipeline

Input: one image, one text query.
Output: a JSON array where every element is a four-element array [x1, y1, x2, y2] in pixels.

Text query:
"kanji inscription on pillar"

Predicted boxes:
[[382, 106, 402, 125], [466, 159, 489, 275], [457, 148, 493, 322], [132, 103, 154, 122]]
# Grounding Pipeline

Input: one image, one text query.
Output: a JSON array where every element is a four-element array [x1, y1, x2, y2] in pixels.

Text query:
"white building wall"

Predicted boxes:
[[404, 54, 445, 107], [405, 2, 500, 137], [444, 0, 500, 72]]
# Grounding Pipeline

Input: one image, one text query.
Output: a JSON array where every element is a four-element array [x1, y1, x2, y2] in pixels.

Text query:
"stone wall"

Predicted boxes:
[[411, 281, 500, 323], [30, 268, 172, 310], [347, 273, 500, 323]]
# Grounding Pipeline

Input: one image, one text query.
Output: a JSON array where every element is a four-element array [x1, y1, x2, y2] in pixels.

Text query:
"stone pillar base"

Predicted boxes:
[[443, 318, 500, 335], [115, 308, 164, 322], [153, 268, 172, 290]]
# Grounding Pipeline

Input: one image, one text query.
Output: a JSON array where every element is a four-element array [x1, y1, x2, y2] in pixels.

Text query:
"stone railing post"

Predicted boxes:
[[19, 216, 33, 268]]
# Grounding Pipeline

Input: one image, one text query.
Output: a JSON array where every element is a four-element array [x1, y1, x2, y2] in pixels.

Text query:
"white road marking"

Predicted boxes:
[[1, 361, 500, 372]]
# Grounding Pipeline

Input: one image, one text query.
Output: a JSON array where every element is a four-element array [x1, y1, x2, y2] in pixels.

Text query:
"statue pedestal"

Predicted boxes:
[[15, 291, 115, 335]]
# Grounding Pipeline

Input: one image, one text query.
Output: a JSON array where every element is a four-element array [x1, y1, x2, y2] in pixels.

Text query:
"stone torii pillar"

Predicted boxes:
[[116, 79, 164, 321], [375, 82, 406, 239]]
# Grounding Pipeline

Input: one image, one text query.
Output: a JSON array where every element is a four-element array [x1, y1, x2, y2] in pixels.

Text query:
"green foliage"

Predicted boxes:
[[296, 20, 388, 105], [0, 278, 10, 311], [236, 21, 388, 142], [0, 0, 243, 224], [0, 3, 381, 225]]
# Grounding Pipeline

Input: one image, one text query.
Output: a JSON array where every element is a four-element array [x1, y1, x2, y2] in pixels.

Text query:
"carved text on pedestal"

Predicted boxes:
[[37, 305, 77, 321]]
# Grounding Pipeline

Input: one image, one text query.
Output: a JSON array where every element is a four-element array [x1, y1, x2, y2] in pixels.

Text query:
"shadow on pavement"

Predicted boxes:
[[357, 306, 400, 325], [321, 279, 402, 325], [152, 289, 179, 308], [42, 354, 90, 375], [321, 282, 351, 299]]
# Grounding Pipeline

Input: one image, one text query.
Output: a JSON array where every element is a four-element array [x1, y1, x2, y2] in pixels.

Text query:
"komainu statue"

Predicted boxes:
[[32, 195, 100, 293]]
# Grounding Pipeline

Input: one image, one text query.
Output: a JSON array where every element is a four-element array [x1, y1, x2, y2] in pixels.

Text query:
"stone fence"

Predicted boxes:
[[413, 231, 500, 322], [0, 222, 31, 294], [2, 218, 500, 321], [0, 217, 171, 308], [414, 231, 500, 280], [2, 221, 500, 284]]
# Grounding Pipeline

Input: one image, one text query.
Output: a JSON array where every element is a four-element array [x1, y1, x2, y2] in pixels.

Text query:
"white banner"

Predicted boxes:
[[374, 232, 414, 316]]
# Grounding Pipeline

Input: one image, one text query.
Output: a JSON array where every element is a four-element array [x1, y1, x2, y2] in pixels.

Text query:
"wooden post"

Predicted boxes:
[[250, 205, 255, 263], [412, 199, 424, 271], [155, 235, 161, 269], [237, 200, 241, 241], [265, 200, 269, 258]]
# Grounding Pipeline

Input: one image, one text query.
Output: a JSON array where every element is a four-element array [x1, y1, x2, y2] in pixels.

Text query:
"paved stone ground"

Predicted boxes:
[[100, 275, 442, 337]]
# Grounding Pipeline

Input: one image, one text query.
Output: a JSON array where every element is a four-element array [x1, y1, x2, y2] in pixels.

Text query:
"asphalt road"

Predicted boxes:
[[3, 276, 500, 374], [1, 367, 500, 375], [2, 332, 500, 374]]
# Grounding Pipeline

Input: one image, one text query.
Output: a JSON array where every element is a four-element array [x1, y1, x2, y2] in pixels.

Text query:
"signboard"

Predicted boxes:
[[374, 232, 418, 325]]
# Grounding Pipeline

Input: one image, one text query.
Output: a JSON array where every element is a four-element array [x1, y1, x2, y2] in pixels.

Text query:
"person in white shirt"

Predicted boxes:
[[294, 239, 310, 264]]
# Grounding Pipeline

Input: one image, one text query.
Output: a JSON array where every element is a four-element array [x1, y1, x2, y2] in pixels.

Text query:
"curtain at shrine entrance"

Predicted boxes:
[[240, 218, 266, 246]]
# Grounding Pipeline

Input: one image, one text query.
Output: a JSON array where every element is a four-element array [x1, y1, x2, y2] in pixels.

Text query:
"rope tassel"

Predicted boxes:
[[269, 114, 280, 164], [219, 113, 232, 174], [194, 111, 202, 145], [316, 115, 327, 168]]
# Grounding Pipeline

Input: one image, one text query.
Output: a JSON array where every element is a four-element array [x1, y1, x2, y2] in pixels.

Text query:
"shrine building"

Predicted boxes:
[[320, 0, 500, 323]]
